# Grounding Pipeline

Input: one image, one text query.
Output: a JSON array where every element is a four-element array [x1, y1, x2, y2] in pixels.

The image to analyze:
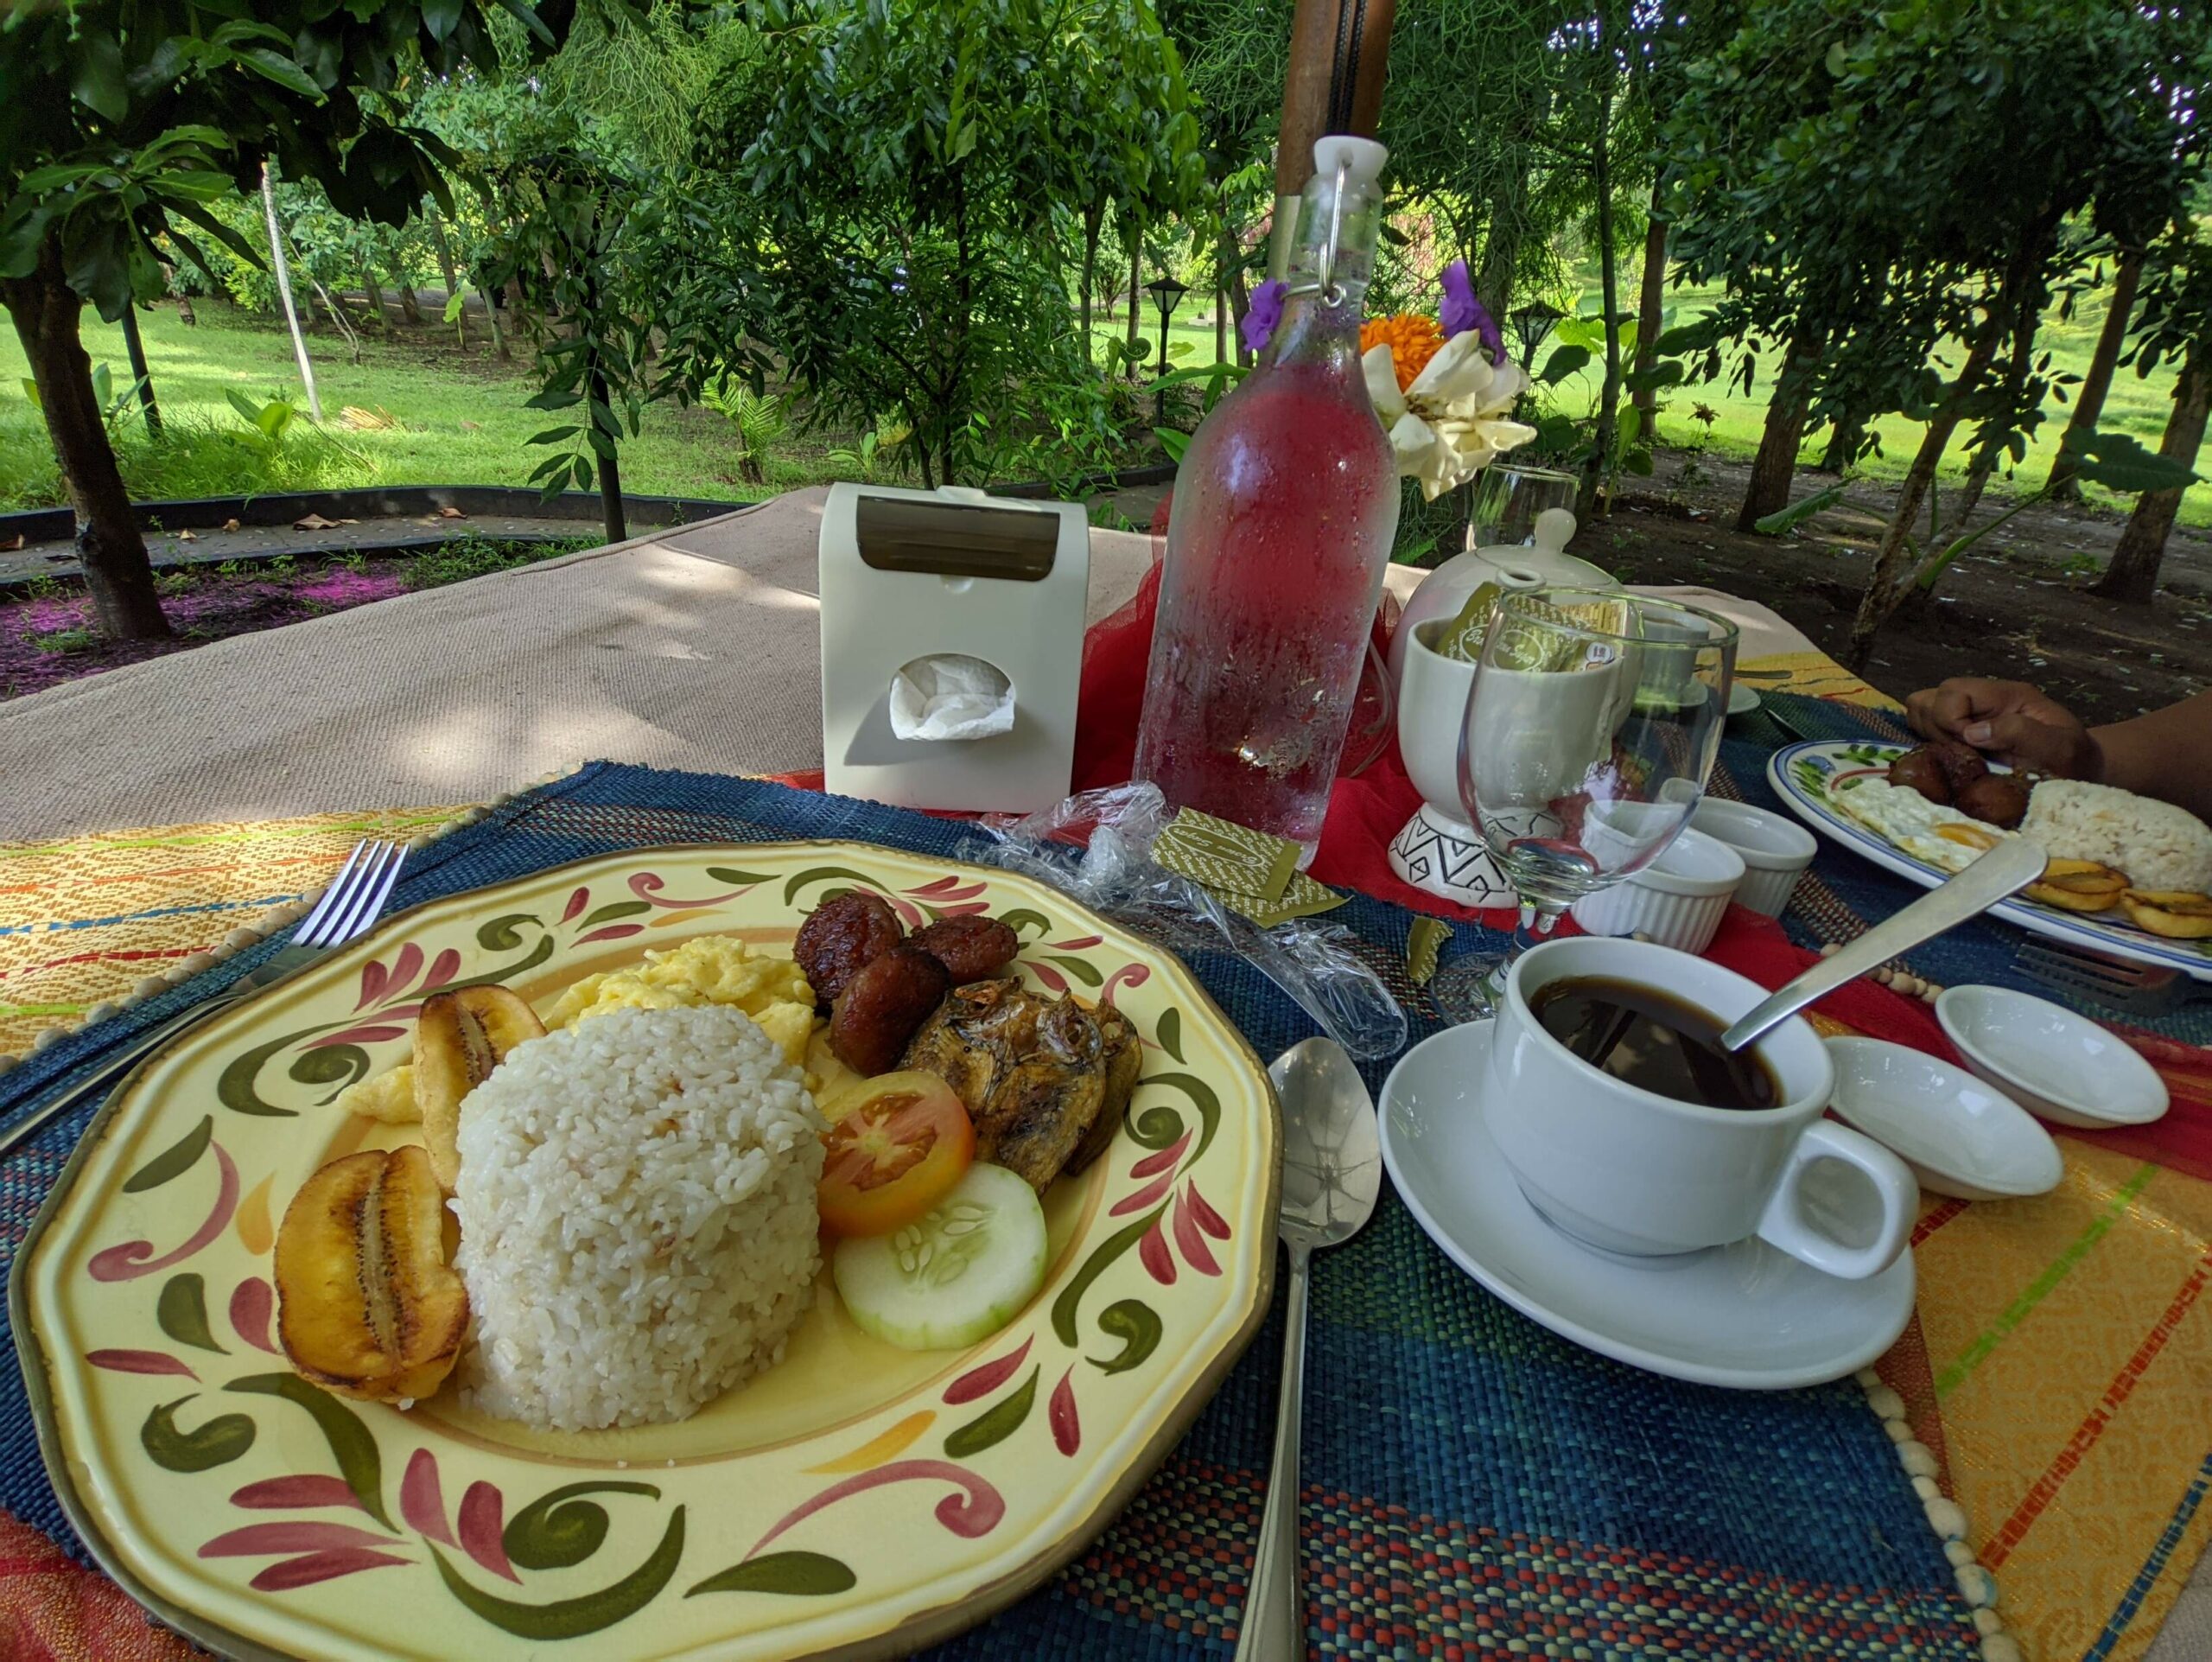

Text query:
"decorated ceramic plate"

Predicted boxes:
[[1769, 740, 2212, 981], [14, 844, 1279, 1661]]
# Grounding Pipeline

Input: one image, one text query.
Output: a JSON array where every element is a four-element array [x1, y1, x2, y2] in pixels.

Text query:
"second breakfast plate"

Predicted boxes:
[[1769, 739, 2212, 982], [1378, 1022, 1915, 1391]]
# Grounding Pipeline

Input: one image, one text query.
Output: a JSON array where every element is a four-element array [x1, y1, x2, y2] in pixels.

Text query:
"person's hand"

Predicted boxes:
[[1904, 678, 2100, 778]]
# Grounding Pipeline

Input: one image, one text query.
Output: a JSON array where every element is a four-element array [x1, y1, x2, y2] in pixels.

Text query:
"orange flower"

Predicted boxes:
[[1359, 312, 1445, 392]]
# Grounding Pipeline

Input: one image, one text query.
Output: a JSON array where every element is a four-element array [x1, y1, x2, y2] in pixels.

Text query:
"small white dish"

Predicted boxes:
[[1688, 797, 1818, 919], [1569, 826, 1744, 953], [1823, 1037, 2063, 1200], [1935, 985, 2171, 1129], [1377, 1022, 1916, 1391], [1728, 681, 1762, 717]]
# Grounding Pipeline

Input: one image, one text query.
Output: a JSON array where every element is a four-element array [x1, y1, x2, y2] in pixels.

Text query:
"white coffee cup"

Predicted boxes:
[[1487, 937, 1916, 1277]]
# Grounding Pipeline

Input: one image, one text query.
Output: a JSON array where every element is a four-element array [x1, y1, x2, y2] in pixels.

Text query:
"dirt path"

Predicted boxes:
[[1573, 449, 2212, 728]]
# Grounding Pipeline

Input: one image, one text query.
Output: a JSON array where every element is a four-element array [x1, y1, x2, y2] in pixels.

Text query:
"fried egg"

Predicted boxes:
[[1829, 775, 2010, 874]]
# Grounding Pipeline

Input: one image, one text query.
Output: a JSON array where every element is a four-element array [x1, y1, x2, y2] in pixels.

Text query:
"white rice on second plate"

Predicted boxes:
[[451, 1003, 826, 1431], [2021, 779, 2212, 895]]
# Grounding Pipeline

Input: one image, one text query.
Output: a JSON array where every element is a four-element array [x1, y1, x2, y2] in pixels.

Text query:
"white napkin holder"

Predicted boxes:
[[820, 481, 1090, 812]]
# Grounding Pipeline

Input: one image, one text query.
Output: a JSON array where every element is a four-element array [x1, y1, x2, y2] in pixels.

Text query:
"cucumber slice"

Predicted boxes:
[[832, 1163, 1047, 1351]]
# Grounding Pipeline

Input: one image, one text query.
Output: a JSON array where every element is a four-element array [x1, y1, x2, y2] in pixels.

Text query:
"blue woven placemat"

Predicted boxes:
[[1, 762, 1982, 1659]]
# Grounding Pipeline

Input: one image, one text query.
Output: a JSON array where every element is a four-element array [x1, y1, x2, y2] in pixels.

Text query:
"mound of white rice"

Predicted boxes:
[[451, 1003, 826, 1431], [2022, 779, 2212, 895]]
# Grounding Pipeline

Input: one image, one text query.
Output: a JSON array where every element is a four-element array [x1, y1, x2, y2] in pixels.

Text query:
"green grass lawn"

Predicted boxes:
[[0, 300, 822, 513], [1557, 275, 2210, 527], [8, 286, 2202, 530]]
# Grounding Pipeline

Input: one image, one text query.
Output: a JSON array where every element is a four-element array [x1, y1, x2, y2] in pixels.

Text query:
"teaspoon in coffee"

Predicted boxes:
[[1719, 837, 2048, 1054], [1237, 1038, 1382, 1662]]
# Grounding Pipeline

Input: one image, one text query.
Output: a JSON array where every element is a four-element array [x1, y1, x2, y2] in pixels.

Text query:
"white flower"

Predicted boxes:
[[1363, 331, 1539, 500]]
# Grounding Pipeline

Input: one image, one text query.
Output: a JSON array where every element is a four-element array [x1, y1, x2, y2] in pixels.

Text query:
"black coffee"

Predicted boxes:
[[1531, 976, 1781, 1111]]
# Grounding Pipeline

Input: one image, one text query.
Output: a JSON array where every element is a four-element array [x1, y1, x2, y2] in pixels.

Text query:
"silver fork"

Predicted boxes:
[[0, 840, 410, 1161], [2017, 935, 2207, 1018]]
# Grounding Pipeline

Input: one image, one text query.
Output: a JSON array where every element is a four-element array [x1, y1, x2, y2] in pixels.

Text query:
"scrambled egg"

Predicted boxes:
[[545, 935, 817, 1068], [333, 935, 820, 1120]]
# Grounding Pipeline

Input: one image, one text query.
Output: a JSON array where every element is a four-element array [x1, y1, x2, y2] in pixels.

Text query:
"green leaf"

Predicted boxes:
[[2069, 430, 2200, 494], [1622, 448, 1656, 476], [1154, 427, 1190, 464], [943, 1366, 1038, 1457], [689, 1551, 856, 1597], [423, 0, 467, 41], [1616, 404, 1643, 449], [142, 1398, 255, 1473], [157, 1274, 226, 1354], [1652, 319, 1725, 356], [528, 425, 582, 446], [704, 868, 776, 887], [1751, 481, 1849, 536], [1825, 41, 1849, 76], [18, 379, 41, 411], [224, 387, 265, 425], [1154, 1007, 1184, 1063], [71, 33, 130, 122], [240, 48, 325, 99], [123, 1116, 212, 1192], [1540, 344, 1592, 385]]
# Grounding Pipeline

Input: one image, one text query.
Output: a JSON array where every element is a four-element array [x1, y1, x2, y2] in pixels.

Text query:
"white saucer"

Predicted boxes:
[[1728, 681, 1762, 716], [1378, 1022, 1917, 1390]]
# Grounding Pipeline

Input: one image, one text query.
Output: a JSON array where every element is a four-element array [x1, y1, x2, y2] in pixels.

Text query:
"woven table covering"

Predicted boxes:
[[1, 761, 1984, 1660], [5, 686, 2211, 1659]]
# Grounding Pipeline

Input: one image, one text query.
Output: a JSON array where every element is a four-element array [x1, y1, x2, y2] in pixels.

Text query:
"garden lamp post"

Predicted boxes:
[[1510, 300, 1564, 372], [1147, 276, 1189, 419]]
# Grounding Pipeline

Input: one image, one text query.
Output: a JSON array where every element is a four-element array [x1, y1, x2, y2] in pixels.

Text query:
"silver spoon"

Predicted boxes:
[[1237, 1037, 1382, 1662], [1720, 836, 2049, 1053]]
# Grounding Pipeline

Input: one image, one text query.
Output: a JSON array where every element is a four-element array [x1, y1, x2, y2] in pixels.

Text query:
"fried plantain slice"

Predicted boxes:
[[414, 986, 543, 1188], [2026, 859, 2130, 913], [2120, 889, 2212, 939], [275, 1145, 468, 1404]]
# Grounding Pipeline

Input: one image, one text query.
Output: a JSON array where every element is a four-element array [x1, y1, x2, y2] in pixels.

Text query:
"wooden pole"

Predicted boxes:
[[1268, 0, 1396, 279], [261, 162, 321, 421], [118, 304, 162, 436]]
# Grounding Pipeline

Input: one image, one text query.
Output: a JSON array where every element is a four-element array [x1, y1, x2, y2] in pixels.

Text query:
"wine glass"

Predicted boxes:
[[1468, 462, 1580, 551], [1427, 588, 1739, 1022]]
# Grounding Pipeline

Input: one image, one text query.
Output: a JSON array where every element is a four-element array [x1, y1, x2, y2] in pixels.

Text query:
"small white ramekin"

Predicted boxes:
[[1688, 798, 1818, 919], [1569, 826, 1745, 954]]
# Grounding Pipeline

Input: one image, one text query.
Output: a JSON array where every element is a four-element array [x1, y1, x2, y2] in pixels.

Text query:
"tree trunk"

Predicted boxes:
[[1950, 313, 2038, 532], [394, 275, 423, 327], [359, 263, 388, 332], [175, 292, 197, 327], [588, 357, 626, 546], [1476, 153, 1528, 320], [1844, 304, 2012, 664], [2093, 342, 2209, 603], [2049, 247, 2144, 500], [4, 255, 169, 641], [428, 210, 465, 346], [1576, 71, 1620, 522], [1079, 202, 1102, 369], [1737, 332, 1822, 531], [1124, 225, 1143, 364], [1815, 410, 1866, 474], [119, 305, 162, 436], [1631, 183, 1667, 417]]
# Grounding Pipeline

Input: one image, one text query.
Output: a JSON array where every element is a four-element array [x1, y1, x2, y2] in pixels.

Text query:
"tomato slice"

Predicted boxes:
[[817, 1071, 975, 1237]]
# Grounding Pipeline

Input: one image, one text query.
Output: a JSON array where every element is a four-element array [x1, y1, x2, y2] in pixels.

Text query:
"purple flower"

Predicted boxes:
[[1240, 280, 1287, 355], [1440, 260, 1504, 364]]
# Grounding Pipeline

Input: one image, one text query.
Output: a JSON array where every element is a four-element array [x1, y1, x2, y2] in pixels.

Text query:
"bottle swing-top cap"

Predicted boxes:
[[1293, 136, 1389, 307]]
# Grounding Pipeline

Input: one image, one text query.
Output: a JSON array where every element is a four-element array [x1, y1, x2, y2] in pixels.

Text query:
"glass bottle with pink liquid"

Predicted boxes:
[[1132, 137, 1401, 865]]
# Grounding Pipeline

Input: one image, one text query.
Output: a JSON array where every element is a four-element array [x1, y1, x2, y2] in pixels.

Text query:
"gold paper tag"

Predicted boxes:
[[1406, 915, 1450, 984], [1154, 809, 1302, 904], [1208, 869, 1347, 927]]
